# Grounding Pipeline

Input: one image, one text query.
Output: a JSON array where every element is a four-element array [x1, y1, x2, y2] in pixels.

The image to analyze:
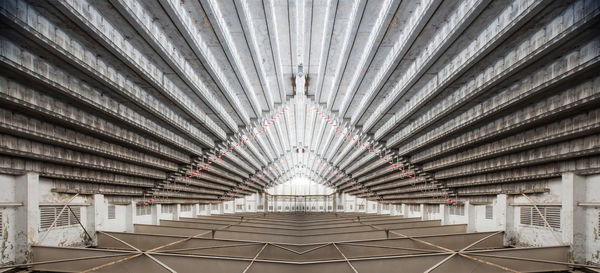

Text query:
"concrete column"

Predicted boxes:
[[332, 194, 337, 212], [495, 194, 508, 230], [419, 204, 425, 220], [440, 204, 448, 225], [174, 204, 181, 220], [401, 204, 409, 217], [192, 204, 198, 218], [92, 194, 105, 239], [263, 193, 268, 212], [125, 201, 135, 232], [14, 172, 39, 263], [151, 204, 161, 225], [466, 201, 477, 232], [561, 172, 586, 263]]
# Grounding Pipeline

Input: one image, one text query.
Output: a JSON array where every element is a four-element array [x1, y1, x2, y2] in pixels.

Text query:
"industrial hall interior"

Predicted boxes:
[[0, 0, 599, 272]]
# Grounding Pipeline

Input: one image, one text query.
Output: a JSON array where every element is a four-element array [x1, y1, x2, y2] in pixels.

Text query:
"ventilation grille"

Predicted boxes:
[[135, 205, 151, 216], [40, 206, 81, 229], [107, 205, 116, 220], [181, 205, 192, 212], [520, 206, 560, 230], [425, 205, 440, 214], [449, 205, 465, 216], [0, 211, 3, 236], [485, 205, 493, 220], [162, 205, 175, 214]]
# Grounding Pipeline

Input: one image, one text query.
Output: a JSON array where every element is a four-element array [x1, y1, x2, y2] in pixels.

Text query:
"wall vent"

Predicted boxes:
[[135, 205, 151, 216], [181, 204, 192, 212], [449, 205, 465, 216], [485, 205, 493, 220], [520, 206, 560, 229], [40, 206, 81, 229], [107, 205, 116, 219]]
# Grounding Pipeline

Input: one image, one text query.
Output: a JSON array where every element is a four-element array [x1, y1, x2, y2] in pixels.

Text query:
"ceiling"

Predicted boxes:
[[1, 0, 598, 204]]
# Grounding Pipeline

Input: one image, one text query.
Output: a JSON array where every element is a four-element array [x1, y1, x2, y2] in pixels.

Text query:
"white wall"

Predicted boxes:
[[3, 171, 600, 265]]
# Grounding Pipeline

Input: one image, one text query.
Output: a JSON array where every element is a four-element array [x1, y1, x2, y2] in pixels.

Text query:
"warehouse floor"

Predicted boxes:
[[25, 213, 575, 273]]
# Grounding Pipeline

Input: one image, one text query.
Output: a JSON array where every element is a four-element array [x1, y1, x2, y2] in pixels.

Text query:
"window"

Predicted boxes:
[[449, 205, 465, 216], [285, 206, 289, 210], [277, 206, 281, 210], [211, 204, 218, 210], [136, 205, 151, 216], [349, 205, 353, 210], [410, 204, 420, 212], [181, 204, 192, 212], [268, 205, 273, 211], [311, 206, 316, 210], [225, 204, 228, 210], [257, 205, 263, 210], [328, 206, 332, 210], [485, 205, 493, 220], [383, 204, 389, 210], [358, 204, 365, 210], [40, 206, 82, 229], [320, 206, 323, 210], [372, 204, 376, 210], [337, 205, 343, 210], [236, 204, 243, 210], [199, 204, 206, 212], [248, 205, 252, 210], [520, 206, 560, 229], [107, 205, 116, 219]]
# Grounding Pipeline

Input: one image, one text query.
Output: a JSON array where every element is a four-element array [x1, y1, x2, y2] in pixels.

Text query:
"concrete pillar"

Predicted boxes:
[[14, 172, 39, 263], [401, 204, 409, 217], [561, 172, 586, 263], [466, 201, 477, 232], [263, 193, 268, 212], [192, 204, 198, 218], [440, 204, 448, 225], [151, 204, 161, 225], [92, 194, 105, 239], [419, 204, 425, 220], [495, 194, 508, 230], [333, 194, 337, 212], [125, 201, 135, 232], [174, 204, 181, 220]]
